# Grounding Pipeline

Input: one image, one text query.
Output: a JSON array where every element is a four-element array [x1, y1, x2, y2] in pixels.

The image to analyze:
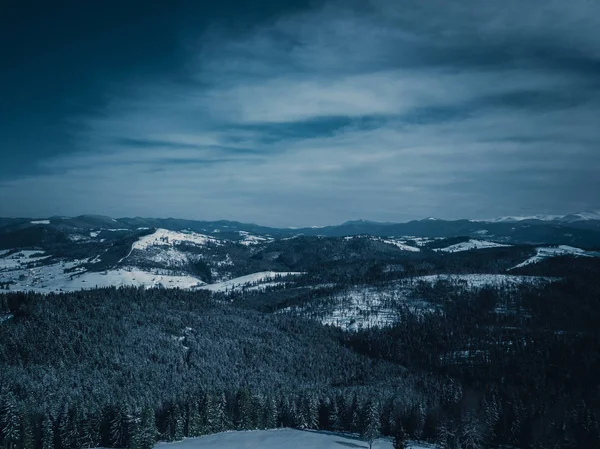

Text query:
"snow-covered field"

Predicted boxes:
[[434, 239, 510, 253], [154, 429, 431, 449], [511, 245, 595, 268], [199, 271, 303, 293]]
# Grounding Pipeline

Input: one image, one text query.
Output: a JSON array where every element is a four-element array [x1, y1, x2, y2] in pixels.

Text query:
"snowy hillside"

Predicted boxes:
[[0, 249, 205, 293], [284, 274, 555, 330], [511, 245, 595, 269], [434, 240, 510, 253], [132, 229, 219, 250], [154, 428, 431, 449], [199, 271, 303, 293]]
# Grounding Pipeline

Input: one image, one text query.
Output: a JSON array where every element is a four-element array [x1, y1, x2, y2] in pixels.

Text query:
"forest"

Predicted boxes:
[[1, 256, 599, 449]]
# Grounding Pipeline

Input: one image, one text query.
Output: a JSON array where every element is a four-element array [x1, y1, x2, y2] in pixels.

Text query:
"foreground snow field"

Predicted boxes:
[[154, 429, 432, 449]]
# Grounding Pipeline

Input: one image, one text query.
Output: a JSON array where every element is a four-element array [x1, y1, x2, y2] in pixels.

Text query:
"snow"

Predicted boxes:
[[284, 283, 438, 331], [30, 220, 50, 224], [132, 229, 219, 250], [3, 263, 205, 294], [0, 250, 50, 270], [511, 245, 594, 268], [488, 214, 562, 222], [412, 273, 556, 288], [153, 429, 429, 449], [0, 248, 206, 293], [285, 274, 555, 330], [89, 231, 101, 238], [379, 238, 421, 252], [434, 240, 510, 253], [199, 271, 303, 293]]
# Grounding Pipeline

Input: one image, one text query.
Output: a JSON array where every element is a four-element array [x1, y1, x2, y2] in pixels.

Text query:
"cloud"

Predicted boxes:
[[1, 0, 599, 225]]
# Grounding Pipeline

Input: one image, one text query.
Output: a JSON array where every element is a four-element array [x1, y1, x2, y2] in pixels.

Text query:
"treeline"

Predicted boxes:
[[1, 385, 500, 449]]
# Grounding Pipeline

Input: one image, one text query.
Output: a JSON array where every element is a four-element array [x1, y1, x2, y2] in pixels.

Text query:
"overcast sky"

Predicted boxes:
[[1, 0, 599, 226]]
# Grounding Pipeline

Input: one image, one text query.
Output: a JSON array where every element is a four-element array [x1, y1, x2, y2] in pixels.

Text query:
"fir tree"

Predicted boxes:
[[361, 401, 380, 449], [187, 401, 202, 437], [1, 394, 21, 449], [138, 407, 156, 449], [393, 425, 407, 449], [41, 415, 54, 449], [19, 412, 34, 449]]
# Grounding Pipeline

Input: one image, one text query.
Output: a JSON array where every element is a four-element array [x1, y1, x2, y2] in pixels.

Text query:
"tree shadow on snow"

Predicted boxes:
[[334, 441, 367, 448]]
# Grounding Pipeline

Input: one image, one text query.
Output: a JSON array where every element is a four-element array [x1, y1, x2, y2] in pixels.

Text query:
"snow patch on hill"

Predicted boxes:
[[379, 238, 421, 252], [434, 240, 510, 253], [412, 273, 556, 288], [199, 271, 303, 293], [511, 245, 594, 269], [30, 220, 50, 224], [133, 229, 219, 250], [238, 231, 273, 245], [285, 274, 556, 330]]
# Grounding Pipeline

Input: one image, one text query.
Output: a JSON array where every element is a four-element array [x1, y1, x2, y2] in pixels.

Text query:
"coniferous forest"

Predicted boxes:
[[1, 253, 599, 449]]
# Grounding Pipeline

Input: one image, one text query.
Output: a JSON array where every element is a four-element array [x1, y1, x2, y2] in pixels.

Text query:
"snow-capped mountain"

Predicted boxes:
[[488, 210, 600, 223]]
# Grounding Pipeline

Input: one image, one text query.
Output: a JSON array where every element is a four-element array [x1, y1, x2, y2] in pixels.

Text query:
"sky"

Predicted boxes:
[[1, 0, 599, 227]]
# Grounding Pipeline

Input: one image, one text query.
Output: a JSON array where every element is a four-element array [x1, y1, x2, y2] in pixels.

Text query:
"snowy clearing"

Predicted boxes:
[[199, 271, 303, 293], [379, 238, 421, 252], [30, 220, 50, 224], [154, 429, 431, 449], [511, 245, 595, 268], [434, 240, 510, 253], [132, 229, 219, 251]]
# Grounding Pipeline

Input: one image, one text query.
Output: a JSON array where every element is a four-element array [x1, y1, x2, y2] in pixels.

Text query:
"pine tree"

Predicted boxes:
[[303, 394, 319, 430], [262, 397, 277, 430], [1, 394, 21, 449], [138, 407, 156, 449], [110, 404, 130, 448], [234, 390, 253, 431], [126, 411, 141, 449], [460, 412, 484, 449], [19, 412, 34, 449], [393, 425, 407, 449], [41, 415, 54, 449], [348, 394, 360, 433], [59, 406, 80, 449], [328, 399, 340, 431], [360, 401, 380, 449], [166, 404, 184, 441], [213, 393, 228, 433], [187, 401, 202, 437]]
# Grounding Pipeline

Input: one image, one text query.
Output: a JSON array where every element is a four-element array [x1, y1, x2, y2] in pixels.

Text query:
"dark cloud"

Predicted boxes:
[[1, 0, 599, 225]]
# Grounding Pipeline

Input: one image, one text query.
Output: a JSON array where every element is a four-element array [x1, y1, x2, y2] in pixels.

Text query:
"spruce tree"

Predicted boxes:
[[41, 415, 54, 449], [393, 425, 407, 449], [1, 394, 21, 449], [138, 407, 156, 449], [360, 401, 380, 449], [187, 402, 202, 437], [19, 412, 34, 449]]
